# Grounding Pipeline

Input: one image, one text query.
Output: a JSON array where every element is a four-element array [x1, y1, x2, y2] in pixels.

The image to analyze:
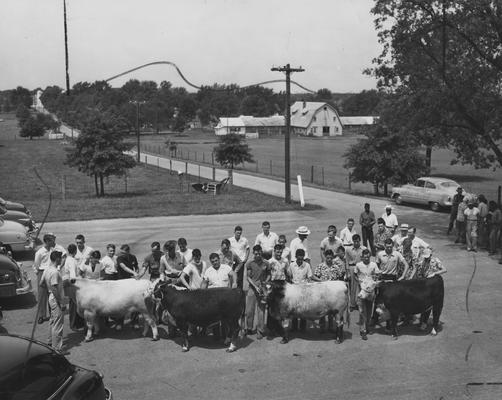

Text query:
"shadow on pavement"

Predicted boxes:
[[0, 292, 37, 310]]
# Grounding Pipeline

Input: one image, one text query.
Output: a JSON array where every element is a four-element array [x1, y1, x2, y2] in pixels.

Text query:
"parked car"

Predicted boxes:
[[391, 177, 469, 211], [0, 205, 37, 232], [0, 334, 112, 399], [0, 197, 32, 215], [0, 253, 32, 298], [0, 218, 34, 253]]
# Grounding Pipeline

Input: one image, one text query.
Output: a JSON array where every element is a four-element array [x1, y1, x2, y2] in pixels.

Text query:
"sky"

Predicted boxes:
[[0, 0, 381, 93]]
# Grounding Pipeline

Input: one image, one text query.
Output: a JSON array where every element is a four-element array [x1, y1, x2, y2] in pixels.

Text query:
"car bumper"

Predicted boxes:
[[0, 280, 32, 297]]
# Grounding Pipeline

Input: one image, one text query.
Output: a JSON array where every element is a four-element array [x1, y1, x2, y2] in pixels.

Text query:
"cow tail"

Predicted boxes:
[[345, 290, 350, 328]]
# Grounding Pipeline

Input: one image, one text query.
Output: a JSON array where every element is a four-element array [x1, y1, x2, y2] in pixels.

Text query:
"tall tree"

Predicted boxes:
[[344, 124, 429, 195], [66, 112, 136, 196], [369, 0, 502, 169], [214, 133, 254, 169]]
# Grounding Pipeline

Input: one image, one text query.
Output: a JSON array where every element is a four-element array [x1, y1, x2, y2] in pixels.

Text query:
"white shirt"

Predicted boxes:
[[202, 263, 233, 288], [290, 237, 309, 261], [229, 236, 250, 262], [33, 244, 66, 272], [182, 261, 207, 289], [382, 213, 398, 229], [101, 255, 117, 274], [339, 227, 358, 245], [62, 255, 77, 280], [255, 231, 279, 253], [75, 245, 93, 269], [179, 248, 193, 264]]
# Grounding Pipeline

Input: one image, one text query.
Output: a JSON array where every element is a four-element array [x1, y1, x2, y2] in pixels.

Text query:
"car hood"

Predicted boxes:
[[0, 254, 19, 273], [3, 201, 28, 213], [0, 219, 28, 234], [1, 210, 31, 220]]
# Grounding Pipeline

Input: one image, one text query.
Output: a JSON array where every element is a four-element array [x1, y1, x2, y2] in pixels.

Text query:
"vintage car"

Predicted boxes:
[[0, 206, 37, 232], [391, 177, 467, 211], [0, 218, 34, 253], [0, 253, 32, 298], [0, 334, 112, 399], [0, 197, 31, 214]]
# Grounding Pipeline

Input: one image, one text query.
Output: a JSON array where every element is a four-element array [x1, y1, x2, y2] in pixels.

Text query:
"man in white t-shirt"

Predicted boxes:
[[464, 199, 480, 252], [255, 221, 279, 260], [101, 244, 118, 280], [180, 248, 207, 290], [229, 225, 250, 288], [382, 205, 399, 234], [320, 225, 343, 263], [339, 218, 358, 247], [202, 253, 236, 288], [75, 234, 93, 270], [178, 237, 193, 264], [290, 226, 311, 263]]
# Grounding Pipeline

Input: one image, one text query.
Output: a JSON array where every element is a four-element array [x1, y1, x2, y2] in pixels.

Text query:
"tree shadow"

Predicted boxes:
[[0, 292, 37, 310], [430, 173, 494, 183]]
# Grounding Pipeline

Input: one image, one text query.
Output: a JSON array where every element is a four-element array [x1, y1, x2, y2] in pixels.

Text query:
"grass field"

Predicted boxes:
[[140, 129, 502, 202], [0, 114, 315, 222]]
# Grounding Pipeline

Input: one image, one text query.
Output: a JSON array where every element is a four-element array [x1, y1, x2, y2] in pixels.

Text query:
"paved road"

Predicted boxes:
[[2, 180, 502, 399]]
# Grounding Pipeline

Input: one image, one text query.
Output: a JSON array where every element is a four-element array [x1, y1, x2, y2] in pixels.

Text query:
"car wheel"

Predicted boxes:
[[394, 195, 403, 205], [430, 202, 440, 212]]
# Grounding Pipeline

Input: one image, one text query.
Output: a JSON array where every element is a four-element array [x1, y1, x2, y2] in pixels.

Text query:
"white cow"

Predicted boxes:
[[68, 278, 159, 342], [263, 280, 349, 344]]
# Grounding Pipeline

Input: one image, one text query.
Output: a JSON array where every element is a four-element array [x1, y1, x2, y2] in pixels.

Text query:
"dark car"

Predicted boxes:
[[0, 334, 112, 400], [0, 253, 32, 298], [0, 206, 37, 233], [0, 197, 31, 214]]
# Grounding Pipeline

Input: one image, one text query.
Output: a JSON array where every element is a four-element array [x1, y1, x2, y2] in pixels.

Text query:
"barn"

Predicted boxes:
[[290, 101, 343, 137]]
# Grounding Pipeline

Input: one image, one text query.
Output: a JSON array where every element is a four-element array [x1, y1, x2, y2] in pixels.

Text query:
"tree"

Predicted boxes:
[[16, 104, 31, 126], [344, 124, 429, 195], [66, 112, 136, 197], [19, 114, 46, 139], [214, 134, 254, 169], [369, 0, 502, 169], [341, 89, 382, 116]]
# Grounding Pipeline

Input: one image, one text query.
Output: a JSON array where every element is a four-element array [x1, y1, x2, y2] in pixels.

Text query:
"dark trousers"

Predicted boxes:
[[361, 226, 374, 254]]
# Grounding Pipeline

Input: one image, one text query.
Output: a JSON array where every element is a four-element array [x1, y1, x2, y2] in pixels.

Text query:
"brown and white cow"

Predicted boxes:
[[264, 280, 349, 344], [68, 278, 159, 342]]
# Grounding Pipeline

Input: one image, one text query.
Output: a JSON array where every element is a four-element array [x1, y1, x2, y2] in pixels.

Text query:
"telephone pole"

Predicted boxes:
[[271, 64, 304, 203], [63, 0, 70, 95], [130, 100, 146, 162]]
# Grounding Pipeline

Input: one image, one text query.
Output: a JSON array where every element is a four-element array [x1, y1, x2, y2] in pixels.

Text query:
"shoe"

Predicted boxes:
[[256, 332, 263, 340], [360, 331, 368, 341], [472, 249, 477, 252]]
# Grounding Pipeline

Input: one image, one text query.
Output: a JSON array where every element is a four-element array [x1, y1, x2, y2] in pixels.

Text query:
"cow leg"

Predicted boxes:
[[226, 319, 239, 353], [83, 310, 96, 342], [279, 319, 289, 344], [419, 309, 432, 331], [390, 312, 399, 339], [334, 312, 343, 344], [431, 302, 443, 336], [179, 322, 190, 352], [142, 313, 159, 341]]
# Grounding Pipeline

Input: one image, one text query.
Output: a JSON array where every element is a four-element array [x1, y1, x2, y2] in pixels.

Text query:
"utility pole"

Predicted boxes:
[[63, 0, 70, 95], [130, 100, 145, 162], [271, 64, 304, 203]]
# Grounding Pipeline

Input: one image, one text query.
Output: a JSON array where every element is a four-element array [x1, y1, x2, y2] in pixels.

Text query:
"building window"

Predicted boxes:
[[335, 126, 339, 132], [323, 126, 330, 134], [313, 116, 317, 122], [333, 117, 337, 122], [311, 127, 317, 134]]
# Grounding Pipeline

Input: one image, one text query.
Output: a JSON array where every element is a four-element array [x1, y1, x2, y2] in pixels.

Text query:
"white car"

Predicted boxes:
[[391, 177, 468, 211]]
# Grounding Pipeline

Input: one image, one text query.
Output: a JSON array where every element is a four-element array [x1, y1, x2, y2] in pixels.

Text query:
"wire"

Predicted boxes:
[[104, 61, 316, 93]]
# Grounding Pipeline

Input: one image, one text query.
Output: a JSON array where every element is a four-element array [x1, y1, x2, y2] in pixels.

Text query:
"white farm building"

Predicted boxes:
[[290, 101, 343, 136], [214, 115, 285, 138]]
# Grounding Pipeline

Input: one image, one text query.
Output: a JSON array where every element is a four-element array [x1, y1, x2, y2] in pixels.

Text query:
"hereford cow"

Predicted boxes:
[[153, 282, 245, 352], [68, 278, 159, 342], [263, 280, 349, 344], [374, 275, 444, 339]]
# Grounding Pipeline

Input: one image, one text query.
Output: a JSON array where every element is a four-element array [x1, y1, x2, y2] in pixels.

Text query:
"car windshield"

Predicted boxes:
[[440, 182, 458, 188]]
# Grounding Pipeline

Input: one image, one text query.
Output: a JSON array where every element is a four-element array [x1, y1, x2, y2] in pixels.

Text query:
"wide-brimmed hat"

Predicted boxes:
[[295, 226, 311, 235], [400, 223, 409, 230], [46, 232, 56, 238], [385, 204, 392, 210]]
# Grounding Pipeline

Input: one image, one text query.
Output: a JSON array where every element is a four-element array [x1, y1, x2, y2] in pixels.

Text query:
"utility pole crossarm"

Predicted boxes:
[[270, 64, 305, 204]]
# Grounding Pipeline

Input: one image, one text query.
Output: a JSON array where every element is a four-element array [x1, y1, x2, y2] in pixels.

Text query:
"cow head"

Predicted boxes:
[[262, 280, 286, 303], [358, 277, 378, 301]]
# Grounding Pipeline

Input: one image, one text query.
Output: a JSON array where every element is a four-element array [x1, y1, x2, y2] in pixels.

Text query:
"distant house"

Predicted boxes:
[[214, 115, 285, 138], [339, 116, 378, 135], [290, 101, 343, 137]]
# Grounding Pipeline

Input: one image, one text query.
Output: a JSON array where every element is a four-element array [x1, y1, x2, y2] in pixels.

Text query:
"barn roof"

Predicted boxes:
[[339, 116, 378, 126], [290, 101, 339, 128], [217, 115, 285, 127]]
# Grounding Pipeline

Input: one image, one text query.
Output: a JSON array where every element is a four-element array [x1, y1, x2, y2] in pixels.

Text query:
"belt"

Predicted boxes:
[[348, 263, 356, 266], [343, 244, 352, 247]]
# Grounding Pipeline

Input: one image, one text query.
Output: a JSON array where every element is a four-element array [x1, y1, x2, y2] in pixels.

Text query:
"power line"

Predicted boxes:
[[103, 61, 316, 93]]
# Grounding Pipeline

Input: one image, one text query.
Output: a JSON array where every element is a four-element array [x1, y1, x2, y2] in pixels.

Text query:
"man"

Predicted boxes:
[[456, 197, 468, 244], [447, 187, 464, 235], [374, 218, 393, 253], [41, 251, 68, 354], [218, 239, 241, 283], [320, 225, 343, 262], [101, 244, 118, 280], [180, 248, 207, 290], [392, 223, 409, 250], [289, 248, 313, 332], [415, 248, 447, 279], [359, 203, 376, 254], [269, 244, 290, 281], [229, 225, 250, 288], [381, 205, 398, 234], [75, 234, 93, 270], [278, 234, 291, 263], [407, 226, 429, 260], [376, 238, 409, 281], [141, 241, 163, 281], [354, 249, 379, 340], [245, 245, 270, 339], [202, 253, 236, 289], [477, 195, 489, 249], [178, 238, 192, 264], [488, 201, 502, 256], [159, 240, 186, 282], [290, 226, 311, 263], [33, 233, 65, 324], [346, 234, 367, 311], [254, 221, 279, 260], [340, 218, 358, 247], [464, 199, 480, 252]]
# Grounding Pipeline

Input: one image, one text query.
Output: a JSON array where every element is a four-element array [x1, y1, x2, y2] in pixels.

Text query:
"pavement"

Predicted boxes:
[[2, 170, 502, 399]]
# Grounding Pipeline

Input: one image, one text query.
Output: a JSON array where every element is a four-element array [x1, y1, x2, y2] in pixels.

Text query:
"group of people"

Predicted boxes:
[[31, 202, 447, 352], [447, 187, 502, 259]]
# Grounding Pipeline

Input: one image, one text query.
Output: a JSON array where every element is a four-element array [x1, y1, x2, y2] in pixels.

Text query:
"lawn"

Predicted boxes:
[[140, 129, 502, 202], [0, 114, 316, 222]]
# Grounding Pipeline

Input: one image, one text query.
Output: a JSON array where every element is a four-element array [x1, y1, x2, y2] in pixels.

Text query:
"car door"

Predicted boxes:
[[408, 179, 426, 204], [424, 180, 437, 203]]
